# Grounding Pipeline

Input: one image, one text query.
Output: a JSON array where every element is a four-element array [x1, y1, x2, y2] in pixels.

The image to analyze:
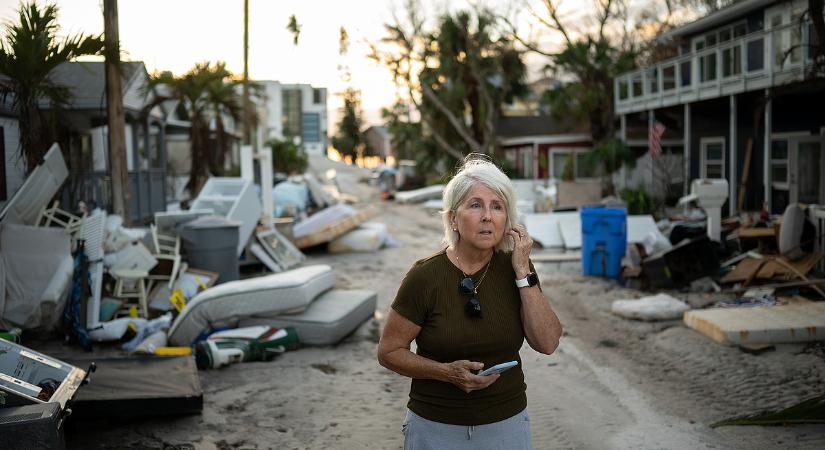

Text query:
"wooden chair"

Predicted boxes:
[[146, 224, 183, 289], [37, 200, 85, 245]]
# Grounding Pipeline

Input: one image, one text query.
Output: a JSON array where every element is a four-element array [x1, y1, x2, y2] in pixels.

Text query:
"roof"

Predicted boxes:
[[661, 0, 776, 40], [46, 61, 148, 111], [364, 125, 390, 138], [497, 115, 590, 139]]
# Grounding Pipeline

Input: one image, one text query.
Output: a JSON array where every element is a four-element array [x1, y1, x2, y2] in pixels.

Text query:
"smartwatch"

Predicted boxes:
[[515, 272, 539, 288]]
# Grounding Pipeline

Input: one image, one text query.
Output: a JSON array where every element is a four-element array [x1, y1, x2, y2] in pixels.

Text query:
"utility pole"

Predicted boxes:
[[103, 0, 130, 223], [243, 0, 252, 146]]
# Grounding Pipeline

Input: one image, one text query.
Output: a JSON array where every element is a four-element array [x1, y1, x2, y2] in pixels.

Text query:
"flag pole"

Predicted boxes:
[[649, 111, 654, 195]]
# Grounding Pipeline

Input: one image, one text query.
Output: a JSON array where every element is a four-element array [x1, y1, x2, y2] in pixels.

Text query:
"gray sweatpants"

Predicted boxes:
[[402, 408, 533, 450]]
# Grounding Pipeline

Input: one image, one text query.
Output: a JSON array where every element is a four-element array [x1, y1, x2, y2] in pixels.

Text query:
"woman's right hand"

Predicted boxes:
[[444, 360, 500, 393]]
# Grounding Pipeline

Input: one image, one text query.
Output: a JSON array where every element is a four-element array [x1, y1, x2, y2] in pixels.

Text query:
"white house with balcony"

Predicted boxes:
[[259, 81, 328, 156], [614, 0, 825, 214]]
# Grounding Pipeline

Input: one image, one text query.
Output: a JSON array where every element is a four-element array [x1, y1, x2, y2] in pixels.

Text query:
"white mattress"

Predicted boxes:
[[167, 265, 334, 346], [240, 289, 376, 345]]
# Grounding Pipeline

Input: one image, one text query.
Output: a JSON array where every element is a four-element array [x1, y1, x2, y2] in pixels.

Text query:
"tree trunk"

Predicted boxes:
[[103, 0, 130, 223]]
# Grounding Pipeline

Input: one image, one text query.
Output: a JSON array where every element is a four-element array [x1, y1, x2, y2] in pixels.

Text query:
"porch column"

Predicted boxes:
[[763, 90, 772, 211], [729, 95, 737, 216], [159, 122, 168, 208], [533, 141, 539, 181], [131, 120, 141, 223], [619, 114, 627, 190], [684, 103, 691, 195]]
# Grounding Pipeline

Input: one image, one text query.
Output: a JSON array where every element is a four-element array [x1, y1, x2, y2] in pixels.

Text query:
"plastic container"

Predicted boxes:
[[178, 216, 241, 284], [580, 207, 627, 279]]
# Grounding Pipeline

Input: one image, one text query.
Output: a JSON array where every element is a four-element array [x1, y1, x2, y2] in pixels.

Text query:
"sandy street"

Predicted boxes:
[[65, 157, 825, 449]]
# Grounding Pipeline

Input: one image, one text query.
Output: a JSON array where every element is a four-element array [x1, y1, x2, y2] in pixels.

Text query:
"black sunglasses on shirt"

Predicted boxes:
[[459, 276, 482, 318]]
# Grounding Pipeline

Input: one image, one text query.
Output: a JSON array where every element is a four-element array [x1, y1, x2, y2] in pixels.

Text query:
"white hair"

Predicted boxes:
[[441, 154, 518, 252]]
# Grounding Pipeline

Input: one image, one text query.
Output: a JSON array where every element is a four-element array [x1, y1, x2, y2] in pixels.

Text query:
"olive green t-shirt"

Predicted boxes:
[[391, 249, 539, 426]]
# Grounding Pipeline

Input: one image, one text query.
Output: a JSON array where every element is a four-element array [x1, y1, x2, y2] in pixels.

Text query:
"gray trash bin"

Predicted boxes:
[[178, 215, 241, 284]]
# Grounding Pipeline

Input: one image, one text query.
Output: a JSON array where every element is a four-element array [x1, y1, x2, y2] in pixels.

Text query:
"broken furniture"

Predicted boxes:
[[0, 144, 68, 226], [190, 177, 261, 257], [178, 215, 241, 284], [678, 178, 729, 242], [37, 200, 85, 245], [111, 268, 149, 318], [240, 289, 377, 345], [63, 355, 202, 420], [79, 211, 107, 328], [643, 235, 720, 288], [292, 204, 378, 249], [167, 265, 335, 346], [255, 227, 305, 271], [147, 224, 183, 289]]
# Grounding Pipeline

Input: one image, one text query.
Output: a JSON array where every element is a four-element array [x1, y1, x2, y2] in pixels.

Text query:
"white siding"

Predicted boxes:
[[0, 117, 24, 210]]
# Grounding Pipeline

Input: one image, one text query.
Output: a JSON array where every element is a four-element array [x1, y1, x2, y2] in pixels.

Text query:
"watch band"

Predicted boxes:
[[515, 275, 531, 288]]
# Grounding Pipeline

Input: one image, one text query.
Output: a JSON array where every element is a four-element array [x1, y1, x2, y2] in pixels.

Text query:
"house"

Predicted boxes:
[[43, 61, 167, 223], [614, 0, 825, 214], [363, 125, 393, 160], [258, 81, 328, 156], [498, 115, 592, 180]]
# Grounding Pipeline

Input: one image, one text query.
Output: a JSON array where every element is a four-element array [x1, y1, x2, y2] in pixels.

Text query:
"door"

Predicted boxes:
[[790, 136, 824, 205]]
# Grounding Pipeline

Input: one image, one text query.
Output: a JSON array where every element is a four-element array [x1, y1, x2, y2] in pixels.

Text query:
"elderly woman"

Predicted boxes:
[[377, 154, 563, 449]]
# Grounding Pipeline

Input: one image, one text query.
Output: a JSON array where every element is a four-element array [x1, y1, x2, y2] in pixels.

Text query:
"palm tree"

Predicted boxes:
[[0, 2, 103, 172], [149, 62, 245, 196], [204, 62, 242, 175]]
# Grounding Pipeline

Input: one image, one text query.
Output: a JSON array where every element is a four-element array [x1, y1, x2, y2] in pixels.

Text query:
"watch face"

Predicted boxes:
[[527, 273, 539, 286]]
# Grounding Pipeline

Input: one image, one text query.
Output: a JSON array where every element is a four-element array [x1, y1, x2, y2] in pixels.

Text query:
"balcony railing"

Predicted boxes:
[[615, 20, 817, 114]]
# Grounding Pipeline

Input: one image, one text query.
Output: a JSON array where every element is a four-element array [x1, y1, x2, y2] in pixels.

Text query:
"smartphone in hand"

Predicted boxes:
[[478, 360, 518, 376]]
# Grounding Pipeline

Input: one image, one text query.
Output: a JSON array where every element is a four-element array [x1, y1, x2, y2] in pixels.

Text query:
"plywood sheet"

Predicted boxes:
[[684, 302, 825, 345]]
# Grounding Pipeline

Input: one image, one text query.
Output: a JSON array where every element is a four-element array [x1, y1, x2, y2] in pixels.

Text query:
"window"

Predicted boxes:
[[662, 65, 676, 91], [282, 89, 303, 138], [313, 88, 324, 104], [551, 149, 594, 180], [552, 152, 568, 179], [301, 113, 321, 143], [700, 137, 725, 179], [770, 139, 789, 186]]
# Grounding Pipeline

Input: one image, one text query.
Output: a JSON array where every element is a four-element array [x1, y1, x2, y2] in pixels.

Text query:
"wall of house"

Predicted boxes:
[[0, 117, 23, 207]]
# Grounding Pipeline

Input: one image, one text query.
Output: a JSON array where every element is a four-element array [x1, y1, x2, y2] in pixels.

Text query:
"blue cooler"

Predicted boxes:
[[580, 207, 627, 279]]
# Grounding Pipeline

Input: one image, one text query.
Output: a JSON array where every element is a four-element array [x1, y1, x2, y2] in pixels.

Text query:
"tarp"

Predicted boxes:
[[0, 223, 73, 330]]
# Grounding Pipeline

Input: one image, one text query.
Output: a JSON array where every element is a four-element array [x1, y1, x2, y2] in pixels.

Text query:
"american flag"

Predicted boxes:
[[649, 120, 666, 159]]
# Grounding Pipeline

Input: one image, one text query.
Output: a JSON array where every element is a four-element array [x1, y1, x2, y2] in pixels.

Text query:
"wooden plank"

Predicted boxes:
[[532, 252, 582, 262], [293, 207, 378, 249], [684, 302, 825, 345]]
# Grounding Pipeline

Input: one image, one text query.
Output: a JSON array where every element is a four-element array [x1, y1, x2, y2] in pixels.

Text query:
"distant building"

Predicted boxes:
[[259, 81, 328, 156], [363, 125, 393, 160], [498, 115, 592, 180]]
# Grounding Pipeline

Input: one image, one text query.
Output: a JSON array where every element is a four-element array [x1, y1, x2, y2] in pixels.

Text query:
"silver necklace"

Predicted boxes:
[[454, 250, 492, 293]]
